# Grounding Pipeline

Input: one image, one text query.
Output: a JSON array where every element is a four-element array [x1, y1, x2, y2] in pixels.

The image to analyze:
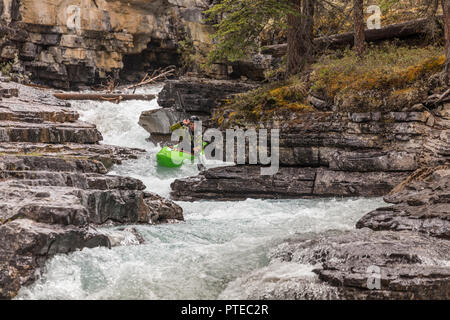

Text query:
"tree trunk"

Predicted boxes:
[[286, 0, 315, 77], [353, 0, 366, 56], [443, 0, 450, 83]]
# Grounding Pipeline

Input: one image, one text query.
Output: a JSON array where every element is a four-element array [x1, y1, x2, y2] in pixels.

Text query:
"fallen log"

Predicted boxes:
[[263, 16, 443, 57], [54, 93, 156, 102]]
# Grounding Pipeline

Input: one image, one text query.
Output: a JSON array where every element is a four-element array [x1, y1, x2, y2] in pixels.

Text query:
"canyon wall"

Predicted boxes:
[[0, 0, 216, 88], [170, 106, 449, 201], [0, 80, 184, 299]]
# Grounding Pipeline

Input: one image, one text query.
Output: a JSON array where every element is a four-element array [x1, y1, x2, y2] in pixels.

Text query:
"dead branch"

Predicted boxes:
[[125, 66, 176, 90]]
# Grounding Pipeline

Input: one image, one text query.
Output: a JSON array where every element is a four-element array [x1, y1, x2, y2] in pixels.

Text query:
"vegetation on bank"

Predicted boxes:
[[0, 55, 15, 76], [214, 43, 445, 126], [205, 0, 448, 76], [205, 0, 449, 127], [311, 44, 445, 110]]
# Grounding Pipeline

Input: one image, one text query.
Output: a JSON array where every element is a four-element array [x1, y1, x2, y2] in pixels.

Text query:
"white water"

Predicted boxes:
[[16, 85, 385, 300]]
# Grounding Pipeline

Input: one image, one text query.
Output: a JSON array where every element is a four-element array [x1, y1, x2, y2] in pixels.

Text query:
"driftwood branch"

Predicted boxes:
[[263, 17, 443, 57], [54, 66, 174, 103], [125, 66, 176, 90], [426, 89, 450, 106]]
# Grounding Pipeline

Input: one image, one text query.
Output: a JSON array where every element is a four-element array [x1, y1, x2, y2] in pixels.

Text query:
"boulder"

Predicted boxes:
[[357, 167, 450, 239], [222, 229, 450, 300], [0, 219, 110, 300], [138, 108, 185, 142], [157, 78, 257, 116]]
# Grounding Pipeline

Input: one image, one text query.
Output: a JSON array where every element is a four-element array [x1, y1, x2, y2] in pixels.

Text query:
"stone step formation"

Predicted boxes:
[[170, 105, 449, 201], [0, 80, 184, 300], [159, 79, 449, 299]]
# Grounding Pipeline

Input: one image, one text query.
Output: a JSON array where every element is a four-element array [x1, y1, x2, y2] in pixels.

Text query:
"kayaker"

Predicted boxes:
[[170, 116, 206, 171]]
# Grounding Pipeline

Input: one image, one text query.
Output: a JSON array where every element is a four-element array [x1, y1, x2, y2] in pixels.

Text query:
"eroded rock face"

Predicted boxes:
[[0, 81, 183, 299], [357, 166, 450, 239], [171, 108, 449, 201], [157, 78, 257, 116], [247, 229, 450, 300], [0, 0, 215, 88], [170, 166, 409, 201], [223, 167, 450, 300]]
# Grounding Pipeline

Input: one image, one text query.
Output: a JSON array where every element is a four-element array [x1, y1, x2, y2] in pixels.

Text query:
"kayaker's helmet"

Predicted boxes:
[[190, 116, 200, 122]]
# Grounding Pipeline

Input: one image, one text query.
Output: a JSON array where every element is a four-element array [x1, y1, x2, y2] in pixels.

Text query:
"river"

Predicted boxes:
[[16, 85, 384, 300]]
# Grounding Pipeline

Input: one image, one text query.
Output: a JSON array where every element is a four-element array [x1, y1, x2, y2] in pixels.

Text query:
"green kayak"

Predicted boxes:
[[157, 142, 207, 168]]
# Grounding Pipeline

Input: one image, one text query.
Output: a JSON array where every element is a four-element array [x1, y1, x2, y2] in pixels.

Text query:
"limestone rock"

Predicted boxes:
[[170, 166, 409, 201], [0, 219, 110, 300], [157, 77, 257, 116], [138, 108, 185, 142], [171, 108, 448, 201], [0, 80, 184, 299], [357, 167, 450, 239], [225, 229, 450, 300], [0, 0, 215, 88]]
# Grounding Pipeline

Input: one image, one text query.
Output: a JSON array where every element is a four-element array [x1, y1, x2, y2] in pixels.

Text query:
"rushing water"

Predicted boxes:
[[16, 85, 385, 300]]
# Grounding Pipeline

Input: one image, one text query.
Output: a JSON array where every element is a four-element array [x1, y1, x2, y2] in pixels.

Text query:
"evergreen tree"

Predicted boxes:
[[205, 0, 315, 76], [204, 0, 294, 63]]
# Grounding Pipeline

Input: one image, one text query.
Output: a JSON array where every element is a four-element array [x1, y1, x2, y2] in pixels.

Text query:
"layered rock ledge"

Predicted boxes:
[[0, 0, 217, 88], [171, 106, 449, 201], [357, 166, 450, 239], [0, 81, 183, 299]]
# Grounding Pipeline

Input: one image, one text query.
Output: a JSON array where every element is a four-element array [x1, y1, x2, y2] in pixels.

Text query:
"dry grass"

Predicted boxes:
[[213, 77, 315, 126], [310, 44, 445, 111], [214, 44, 446, 126]]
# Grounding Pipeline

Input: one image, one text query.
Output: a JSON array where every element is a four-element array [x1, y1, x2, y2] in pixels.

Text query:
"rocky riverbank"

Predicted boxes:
[[221, 166, 450, 300], [171, 106, 449, 200], [158, 77, 449, 299], [0, 80, 183, 299]]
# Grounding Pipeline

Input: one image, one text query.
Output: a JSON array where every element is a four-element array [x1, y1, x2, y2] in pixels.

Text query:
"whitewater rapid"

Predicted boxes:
[[16, 85, 385, 300]]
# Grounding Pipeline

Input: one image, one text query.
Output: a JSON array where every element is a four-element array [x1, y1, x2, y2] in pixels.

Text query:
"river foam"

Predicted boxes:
[[15, 85, 385, 300]]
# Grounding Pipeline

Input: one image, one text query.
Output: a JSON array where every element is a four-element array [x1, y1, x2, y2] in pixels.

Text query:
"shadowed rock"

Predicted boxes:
[[170, 166, 409, 201], [357, 167, 450, 239], [0, 219, 110, 300]]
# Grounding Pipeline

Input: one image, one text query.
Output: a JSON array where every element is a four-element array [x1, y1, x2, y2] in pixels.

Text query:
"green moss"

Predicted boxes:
[[310, 44, 445, 112], [213, 77, 315, 127], [214, 44, 446, 125]]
